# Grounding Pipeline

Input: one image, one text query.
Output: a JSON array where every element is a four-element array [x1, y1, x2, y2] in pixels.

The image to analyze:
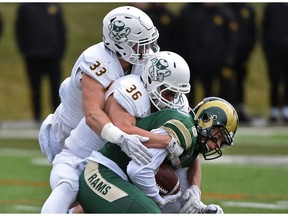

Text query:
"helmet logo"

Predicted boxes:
[[148, 57, 171, 82], [108, 20, 131, 44], [198, 112, 214, 129]]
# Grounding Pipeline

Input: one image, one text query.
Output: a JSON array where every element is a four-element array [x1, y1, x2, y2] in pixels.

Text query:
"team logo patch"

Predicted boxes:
[[108, 20, 131, 44], [84, 161, 128, 202], [192, 126, 198, 138], [148, 57, 171, 82]]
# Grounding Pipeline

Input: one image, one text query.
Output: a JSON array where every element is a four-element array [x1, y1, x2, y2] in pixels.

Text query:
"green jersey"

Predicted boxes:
[[99, 108, 199, 171]]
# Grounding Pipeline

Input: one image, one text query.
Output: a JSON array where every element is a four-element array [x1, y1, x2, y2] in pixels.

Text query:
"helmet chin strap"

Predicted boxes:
[[198, 140, 210, 154]]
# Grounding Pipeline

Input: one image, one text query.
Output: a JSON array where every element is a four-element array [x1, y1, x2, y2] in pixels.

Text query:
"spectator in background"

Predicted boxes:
[[15, 3, 67, 123], [178, 3, 238, 108], [139, 3, 178, 52], [0, 11, 3, 39], [262, 3, 288, 124], [226, 3, 256, 123]]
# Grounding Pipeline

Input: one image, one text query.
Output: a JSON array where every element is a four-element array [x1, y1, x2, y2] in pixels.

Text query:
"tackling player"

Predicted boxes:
[[38, 6, 183, 168], [41, 51, 191, 213], [77, 97, 239, 213]]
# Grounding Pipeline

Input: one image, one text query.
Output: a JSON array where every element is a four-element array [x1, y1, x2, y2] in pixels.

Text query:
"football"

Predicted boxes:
[[155, 163, 180, 195]]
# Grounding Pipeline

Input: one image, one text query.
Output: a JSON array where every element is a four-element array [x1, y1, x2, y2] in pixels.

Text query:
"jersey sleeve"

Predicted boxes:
[[161, 117, 195, 150], [160, 114, 199, 168], [71, 43, 124, 90], [105, 74, 151, 118], [179, 94, 191, 113], [127, 128, 168, 204]]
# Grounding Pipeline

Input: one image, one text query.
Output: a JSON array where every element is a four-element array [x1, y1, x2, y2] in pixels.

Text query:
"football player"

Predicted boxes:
[[77, 97, 238, 213], [38, 6, 183, 168], [41, 51, 191, 213], [163, 97, 239, 214]]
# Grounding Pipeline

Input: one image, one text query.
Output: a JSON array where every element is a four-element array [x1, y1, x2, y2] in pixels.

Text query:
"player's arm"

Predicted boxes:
[[82, 73, 152, 165], [180, 156, 223, 214], [187, 156, 201, 188], [105, 93, 180, 152], [82, 73, 111, 135], [127, 130, 181, 208]]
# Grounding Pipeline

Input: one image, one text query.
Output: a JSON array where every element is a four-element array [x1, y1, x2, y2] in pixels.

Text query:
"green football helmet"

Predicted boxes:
[[193, 97, 239, 160]]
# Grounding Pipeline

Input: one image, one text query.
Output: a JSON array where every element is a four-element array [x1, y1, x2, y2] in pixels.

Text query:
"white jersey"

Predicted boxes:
[[105, 74, 151, 118], [181, 93, 190, 114], [38, 42, 142, 162], [65, 74, 151, 159], [48, 74, 150, 194]]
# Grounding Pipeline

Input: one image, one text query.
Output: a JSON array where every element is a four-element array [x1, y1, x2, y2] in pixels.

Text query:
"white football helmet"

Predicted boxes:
[[103, 6, 160, 65], [142, 51, 191, 110]]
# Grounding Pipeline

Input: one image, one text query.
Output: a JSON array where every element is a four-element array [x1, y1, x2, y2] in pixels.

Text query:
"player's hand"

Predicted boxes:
[[200, 204, 224, 214], [118, 134, 152, 165], [167, 137, 184, 157], [179, 185, 201, 213], [156, 191, 182, 208]]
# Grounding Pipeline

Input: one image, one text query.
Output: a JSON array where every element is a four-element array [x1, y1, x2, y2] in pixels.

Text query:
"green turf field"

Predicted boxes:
[[0, 127, 287, 213]]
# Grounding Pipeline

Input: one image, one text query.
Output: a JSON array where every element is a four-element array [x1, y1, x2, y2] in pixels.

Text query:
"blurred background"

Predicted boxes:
[[0, 2, 271, 123]]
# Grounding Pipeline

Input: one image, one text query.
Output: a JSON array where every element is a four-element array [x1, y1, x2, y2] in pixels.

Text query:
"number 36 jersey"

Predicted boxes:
[[65, 74, 151, 159]]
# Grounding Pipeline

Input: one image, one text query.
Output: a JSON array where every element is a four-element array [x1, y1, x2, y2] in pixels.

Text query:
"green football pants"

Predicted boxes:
[[78, 161, 161, 213]]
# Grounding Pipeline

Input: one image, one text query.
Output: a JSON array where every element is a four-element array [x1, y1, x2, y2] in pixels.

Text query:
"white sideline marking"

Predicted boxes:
[[0, 125, 287, 139], [0, 129, 38, 139], [0, 148, 41, 157], [201, 155, 288, 167], [0, 148, 50, 166], [31, 158, 50, 166], [1, 148, 288, 167], [13, 205, 41, 212], [224, 201, 288, 210]]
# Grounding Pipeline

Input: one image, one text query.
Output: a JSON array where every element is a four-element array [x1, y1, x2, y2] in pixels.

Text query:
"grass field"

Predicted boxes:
[[0, 127, 287, 213]]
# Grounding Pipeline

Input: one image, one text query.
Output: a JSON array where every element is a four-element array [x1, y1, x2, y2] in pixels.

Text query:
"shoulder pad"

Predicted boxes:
[[106, 75, 151, 117]]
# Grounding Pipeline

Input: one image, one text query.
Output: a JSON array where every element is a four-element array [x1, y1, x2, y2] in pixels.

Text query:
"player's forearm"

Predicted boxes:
[[129, 168, 160, 203], [85, 107, 111, 135], [187, 156, 202, 188], [127, 149, 166, 202], [121, 125, 171, 148], [82, 73, 111, 135]]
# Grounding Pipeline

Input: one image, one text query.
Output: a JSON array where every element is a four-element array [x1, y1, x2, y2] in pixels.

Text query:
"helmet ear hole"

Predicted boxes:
[[202, 113, 209, 122]]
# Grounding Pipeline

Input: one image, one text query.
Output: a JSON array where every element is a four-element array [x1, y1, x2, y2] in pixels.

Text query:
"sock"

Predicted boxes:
[[41, 182, 78, 213]]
